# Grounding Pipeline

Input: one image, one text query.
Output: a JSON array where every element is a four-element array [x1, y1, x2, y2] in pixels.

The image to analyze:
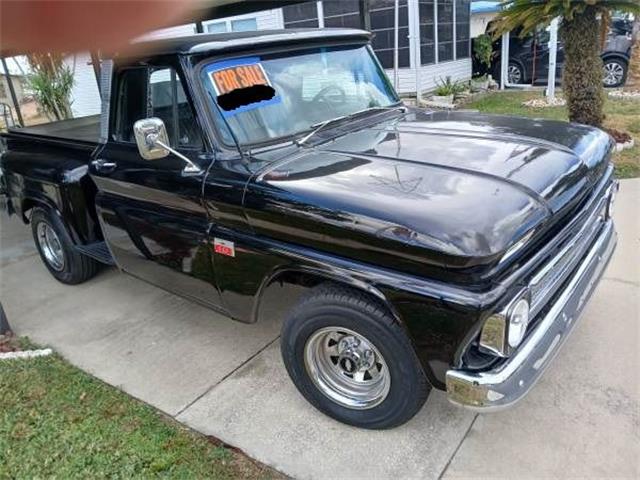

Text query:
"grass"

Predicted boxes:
[[0, 346, 282, 479], [463, 90, 640, 178]]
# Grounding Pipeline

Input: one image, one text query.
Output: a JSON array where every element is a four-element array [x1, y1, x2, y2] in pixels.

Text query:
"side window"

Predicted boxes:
[[113, 66, 203, 149], [114, 68, 147, 143], [149, 68, 203, 149]]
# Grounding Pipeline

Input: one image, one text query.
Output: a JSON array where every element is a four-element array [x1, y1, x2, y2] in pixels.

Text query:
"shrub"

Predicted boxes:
[[434, 76, 465, 97]]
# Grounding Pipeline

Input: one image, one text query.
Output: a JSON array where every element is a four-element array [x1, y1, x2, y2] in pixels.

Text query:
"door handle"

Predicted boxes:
[[91, 158, 117, 174]]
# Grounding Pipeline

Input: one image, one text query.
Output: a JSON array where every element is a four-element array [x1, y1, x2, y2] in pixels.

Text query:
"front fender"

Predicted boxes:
[[212, 228, 482, 390]]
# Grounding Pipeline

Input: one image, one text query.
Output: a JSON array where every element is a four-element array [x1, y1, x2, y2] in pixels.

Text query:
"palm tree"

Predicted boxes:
[[624, 16, 639, 91], [493, 1, 640, 127]]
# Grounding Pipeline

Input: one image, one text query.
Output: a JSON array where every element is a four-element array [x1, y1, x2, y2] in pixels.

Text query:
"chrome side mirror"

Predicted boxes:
[[133, 118, 202, 175], [133, 117, 170, 160]]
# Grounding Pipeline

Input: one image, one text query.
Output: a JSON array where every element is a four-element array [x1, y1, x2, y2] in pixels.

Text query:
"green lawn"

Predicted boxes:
[[0, 348, 281, 479], [463, 90, 640, 178]]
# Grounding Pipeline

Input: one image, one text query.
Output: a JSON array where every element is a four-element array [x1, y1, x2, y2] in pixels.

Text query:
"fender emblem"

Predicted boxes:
[[213, 238, 235, 257]]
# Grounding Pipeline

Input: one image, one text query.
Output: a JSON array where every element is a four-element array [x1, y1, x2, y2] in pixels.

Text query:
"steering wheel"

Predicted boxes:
[[311, 85, 347, 108]]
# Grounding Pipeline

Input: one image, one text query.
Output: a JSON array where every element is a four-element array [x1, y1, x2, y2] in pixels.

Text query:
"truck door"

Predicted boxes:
[[90, 63, 225, 312]]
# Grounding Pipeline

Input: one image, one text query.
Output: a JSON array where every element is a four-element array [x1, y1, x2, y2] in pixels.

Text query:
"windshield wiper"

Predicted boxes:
[[296, 104, 406, 146]]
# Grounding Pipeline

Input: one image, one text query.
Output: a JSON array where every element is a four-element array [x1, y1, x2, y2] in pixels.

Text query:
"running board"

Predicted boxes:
[[75, 241, 115, 265]]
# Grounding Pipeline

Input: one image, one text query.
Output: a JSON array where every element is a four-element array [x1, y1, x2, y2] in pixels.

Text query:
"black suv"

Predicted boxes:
[[484, 17, 633, 88]]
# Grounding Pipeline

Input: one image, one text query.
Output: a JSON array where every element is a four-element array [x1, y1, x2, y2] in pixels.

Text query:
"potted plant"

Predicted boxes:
[[431, 76, 464, 105]]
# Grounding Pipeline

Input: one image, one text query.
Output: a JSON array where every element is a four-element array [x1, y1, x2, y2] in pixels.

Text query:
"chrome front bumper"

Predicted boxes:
[[446, 219, 616, 411]]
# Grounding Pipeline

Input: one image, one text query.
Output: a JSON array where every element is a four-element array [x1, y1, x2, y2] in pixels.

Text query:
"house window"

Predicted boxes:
[[0, 79, 7, 99], [231, 18, 258, 32], [419, 0, 435, 65], [206, 22, 227, 33], [282, 2, 319, 28], [455, 0, 471, 59], [370, 0, 410, 69], [323, 0, 361, 28], [282, 0, 471, 68], [437, 0, 454, 62], [204, 16, 258, 33]]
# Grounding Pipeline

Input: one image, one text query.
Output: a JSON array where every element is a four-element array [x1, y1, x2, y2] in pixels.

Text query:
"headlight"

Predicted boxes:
[[479, 292, 530, 357], [507, 298, 530, 348]]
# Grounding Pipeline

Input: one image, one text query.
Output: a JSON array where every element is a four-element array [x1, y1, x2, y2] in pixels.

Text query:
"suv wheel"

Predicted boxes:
[[31, 208, 100, 284], [280, 284, 431, 429], [507, 62, 525, 84], [602, 58, 627, 88]]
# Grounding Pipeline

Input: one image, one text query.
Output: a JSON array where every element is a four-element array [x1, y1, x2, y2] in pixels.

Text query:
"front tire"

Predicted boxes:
[[31, 208, 99, 284], [280, 284, 431, 429], [507, 61, 525, 84], [492, 61, 525, 85]]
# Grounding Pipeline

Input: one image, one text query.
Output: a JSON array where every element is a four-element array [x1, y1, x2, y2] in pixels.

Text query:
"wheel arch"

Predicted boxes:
[[251, 266, 404, 327], [21, 195, 59, 224], [601, 52, 629, 64], [22, 196, 82, 245]]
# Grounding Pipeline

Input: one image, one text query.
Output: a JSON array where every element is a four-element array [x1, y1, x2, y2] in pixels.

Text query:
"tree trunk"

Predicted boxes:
[[624, 18, 640, 91], [561, 7, 604, 126]]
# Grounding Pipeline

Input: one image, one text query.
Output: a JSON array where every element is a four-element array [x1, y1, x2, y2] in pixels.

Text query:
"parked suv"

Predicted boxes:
[[488, 18, 633, 87]]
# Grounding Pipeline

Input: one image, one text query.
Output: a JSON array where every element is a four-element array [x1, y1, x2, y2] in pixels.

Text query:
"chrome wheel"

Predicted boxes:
[[36, 222, 65, 271], [603, 61, 625, 87], [304, 327, 391, 409], [507, 64, 523, 84]]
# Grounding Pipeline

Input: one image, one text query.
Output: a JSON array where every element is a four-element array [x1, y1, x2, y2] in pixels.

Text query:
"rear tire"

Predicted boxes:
[[602, 58, 627, 88], [31, 208, 99, 284], [280, 284, 431, 429]]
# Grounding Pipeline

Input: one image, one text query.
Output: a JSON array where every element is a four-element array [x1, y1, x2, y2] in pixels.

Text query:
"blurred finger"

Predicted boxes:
[[0, 0, 197, 55]]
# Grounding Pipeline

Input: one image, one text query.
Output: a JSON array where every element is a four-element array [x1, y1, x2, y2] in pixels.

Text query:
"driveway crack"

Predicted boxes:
[[437, 413, 478, 479], [602, 276, 640, 287], [174, 335, 280, 418]]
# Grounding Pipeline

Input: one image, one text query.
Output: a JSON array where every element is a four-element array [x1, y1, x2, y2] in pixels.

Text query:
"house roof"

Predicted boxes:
[[471, 1, 502, 14], [129, 28, 372, 57]]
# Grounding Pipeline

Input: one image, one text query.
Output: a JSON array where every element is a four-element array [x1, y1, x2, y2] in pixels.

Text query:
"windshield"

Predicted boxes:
[[199, 45, 399, 145]]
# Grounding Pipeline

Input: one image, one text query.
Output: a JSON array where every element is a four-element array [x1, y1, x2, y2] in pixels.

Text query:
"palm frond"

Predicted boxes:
[[493, 0, 640, 37]]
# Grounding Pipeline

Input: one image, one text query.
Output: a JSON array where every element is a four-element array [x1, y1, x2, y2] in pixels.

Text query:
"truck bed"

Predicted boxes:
[[8, 115, 100, 145]]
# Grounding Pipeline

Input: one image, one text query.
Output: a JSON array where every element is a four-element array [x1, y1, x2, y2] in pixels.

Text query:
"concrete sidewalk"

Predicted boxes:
[[1, 180, 638, 479]]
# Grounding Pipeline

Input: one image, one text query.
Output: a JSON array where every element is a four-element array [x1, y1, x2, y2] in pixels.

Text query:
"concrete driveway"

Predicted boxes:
[[1, 180, 638, 479]]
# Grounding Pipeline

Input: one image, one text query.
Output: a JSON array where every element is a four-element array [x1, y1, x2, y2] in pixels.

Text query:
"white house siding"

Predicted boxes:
[[470, 12, 496, 38], [64, 52, 101, 118], [137, 23, 197, 40], [420, 58, 471, 91], [254, 9, 284, 30], [386, 58, 472, 95], [201, 9, 283, 32]]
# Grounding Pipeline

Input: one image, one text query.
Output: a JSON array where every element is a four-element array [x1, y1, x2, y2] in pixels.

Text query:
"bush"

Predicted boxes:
[[434, 76, 466, 97], [473, 34, 493, 71]]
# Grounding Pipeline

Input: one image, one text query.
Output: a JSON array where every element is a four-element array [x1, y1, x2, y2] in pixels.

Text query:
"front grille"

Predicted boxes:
[[528, 182, 611, 317]]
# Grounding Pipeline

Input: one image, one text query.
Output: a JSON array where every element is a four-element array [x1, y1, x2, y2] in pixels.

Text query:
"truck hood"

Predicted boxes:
[[322, 110, 613, 213], [244, 110, 613, 275]]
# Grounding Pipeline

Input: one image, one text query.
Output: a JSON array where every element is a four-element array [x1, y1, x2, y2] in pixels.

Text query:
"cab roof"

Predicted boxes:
[[130, 28, 372, 57]]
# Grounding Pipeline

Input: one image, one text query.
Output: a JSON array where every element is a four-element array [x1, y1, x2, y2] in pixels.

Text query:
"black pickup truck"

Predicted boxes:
[[1, 29, 618, 429]]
